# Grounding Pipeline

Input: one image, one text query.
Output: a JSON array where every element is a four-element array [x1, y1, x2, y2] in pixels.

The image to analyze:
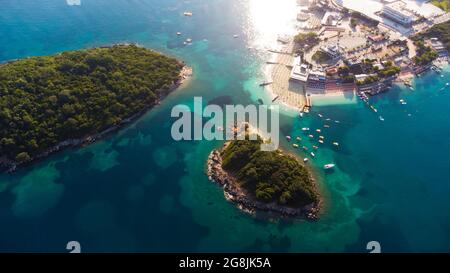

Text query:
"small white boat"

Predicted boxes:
[[176, 32, 182, 36], [186, 38, 193, 43], [319, 136, 324, 140], [296, 137, 301, 141], [183, 11, 193, 16], [316, 129, 321, 133], [286, 136, 291, 141], [335, 120, 340, 124], [302, 146, 309, 151], [302, 127, 310, 131], [324, 164, 335, 170], [324, 125, 330, 128], [299, 112, 304, 117], [308, 134, 314, 138], [310, 152, 315, 157], [333, 142, 339, 146], [312, 145, 318, 150], [318, 140, 324, 144], [318, 114, 323, 118], [304, 158, 309, 163], [233, 34, 239, 38], [293, 144, 299, 148], [379, 116, 385, 121]]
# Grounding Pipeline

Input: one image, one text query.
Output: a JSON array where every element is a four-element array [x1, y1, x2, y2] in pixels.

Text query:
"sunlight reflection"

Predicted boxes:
[[245, 0, 298, 50]]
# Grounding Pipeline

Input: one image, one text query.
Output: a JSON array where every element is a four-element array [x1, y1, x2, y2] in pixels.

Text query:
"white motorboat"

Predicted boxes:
[[324, 164, 335, 170]]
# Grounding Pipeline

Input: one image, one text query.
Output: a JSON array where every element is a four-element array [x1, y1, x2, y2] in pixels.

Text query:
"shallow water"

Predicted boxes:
[[1, 0, 450, 252]]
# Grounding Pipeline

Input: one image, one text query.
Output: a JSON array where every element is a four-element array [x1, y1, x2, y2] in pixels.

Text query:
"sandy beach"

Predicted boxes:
[[263, 42, 308, 111]]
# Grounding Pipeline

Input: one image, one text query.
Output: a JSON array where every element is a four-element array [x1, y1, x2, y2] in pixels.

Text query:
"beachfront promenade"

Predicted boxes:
[[268, 42, 306, 109]]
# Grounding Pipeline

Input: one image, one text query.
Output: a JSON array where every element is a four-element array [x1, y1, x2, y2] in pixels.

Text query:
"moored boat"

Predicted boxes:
[[324, 164, 335, 170]]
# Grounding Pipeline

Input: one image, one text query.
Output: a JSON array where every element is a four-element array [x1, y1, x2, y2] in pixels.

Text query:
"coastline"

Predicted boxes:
[[263, 41, 309, 111], [1, 59, 192, 174], [206, 142, 322, 220]]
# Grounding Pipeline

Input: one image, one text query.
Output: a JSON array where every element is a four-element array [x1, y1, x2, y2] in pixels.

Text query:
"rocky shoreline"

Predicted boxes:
[[206, 144, 321, 220], [1, 64, 192, 173]]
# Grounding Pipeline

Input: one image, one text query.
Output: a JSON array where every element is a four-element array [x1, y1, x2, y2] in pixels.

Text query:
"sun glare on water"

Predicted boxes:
[[245, 0, 298, 50]]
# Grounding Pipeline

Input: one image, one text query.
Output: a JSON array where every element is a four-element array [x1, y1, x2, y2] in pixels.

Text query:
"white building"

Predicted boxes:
[[290, 56, 309, 83], [321, 11, 339, 26], [320, 44, 342, 59], [381, 1, 415, 26]]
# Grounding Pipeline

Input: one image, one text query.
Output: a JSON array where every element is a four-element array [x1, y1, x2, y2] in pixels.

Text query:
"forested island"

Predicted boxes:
[[207, 137, 321, 219], [0, 44, 189, 171]]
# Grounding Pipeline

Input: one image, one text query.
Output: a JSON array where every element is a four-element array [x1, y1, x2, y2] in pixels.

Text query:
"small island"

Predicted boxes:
[[0, 44, 191, 172], [207, 137, 321, 220]]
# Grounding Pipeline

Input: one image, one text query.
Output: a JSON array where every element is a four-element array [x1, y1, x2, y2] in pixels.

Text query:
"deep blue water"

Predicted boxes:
[[1, 0, 450, 252]]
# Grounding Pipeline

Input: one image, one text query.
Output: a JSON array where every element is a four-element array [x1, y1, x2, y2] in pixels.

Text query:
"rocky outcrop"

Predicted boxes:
[[207, 144, 320, 220]]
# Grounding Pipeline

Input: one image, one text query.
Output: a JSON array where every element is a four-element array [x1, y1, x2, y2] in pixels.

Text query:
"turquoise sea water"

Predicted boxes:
[[1, 0, 450, 252]]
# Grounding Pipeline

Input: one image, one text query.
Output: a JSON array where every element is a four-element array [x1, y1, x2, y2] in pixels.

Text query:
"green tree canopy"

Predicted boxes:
[[221, 139, 319, 207], [0, 45, 183, 161]]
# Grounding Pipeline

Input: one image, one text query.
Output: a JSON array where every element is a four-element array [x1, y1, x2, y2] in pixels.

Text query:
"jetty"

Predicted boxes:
[[259, 81, 273, 87]]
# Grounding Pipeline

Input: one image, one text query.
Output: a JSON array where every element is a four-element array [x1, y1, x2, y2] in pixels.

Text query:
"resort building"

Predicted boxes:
[[321, 11, 339, 26], [290, 56, 309, 83], [380, 1, 415, 26], [307, 70, 327, 92], [430, 38, 448, 55], [320, 44, 342, 59]]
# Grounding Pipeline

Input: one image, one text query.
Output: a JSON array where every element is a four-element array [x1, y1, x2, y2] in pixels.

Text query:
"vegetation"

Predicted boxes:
[[338, 66, 355, 83], [413, 22, 450, 51], [294, 32, 319, 50], [350, 18, 358, 28], [356, 75, 380, 86], [0, 45, 183, 162], [431, 0, 450, 12], [312, 51, 331, 63], [377, 61, 401, 78], [350, 11, 379, 27], [413, 41, 439, 65], [221, 138, 318, 207]]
